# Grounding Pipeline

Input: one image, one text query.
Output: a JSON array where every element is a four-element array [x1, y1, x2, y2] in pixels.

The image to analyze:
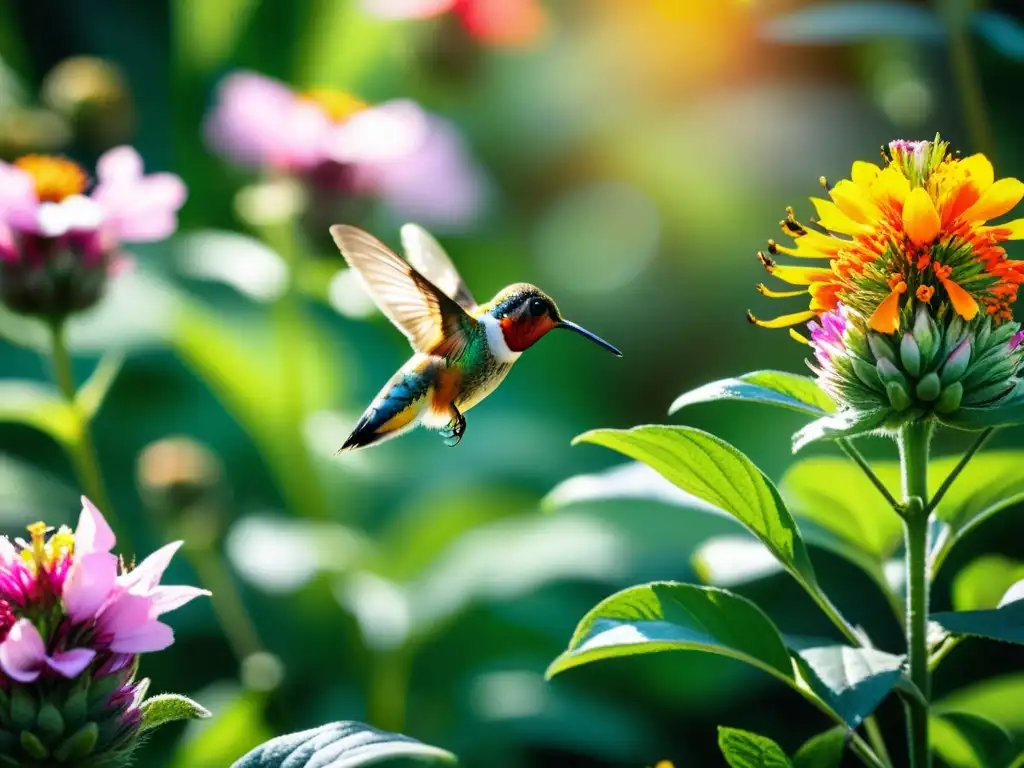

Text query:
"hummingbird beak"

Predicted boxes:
[[557, 320, 623, 357]]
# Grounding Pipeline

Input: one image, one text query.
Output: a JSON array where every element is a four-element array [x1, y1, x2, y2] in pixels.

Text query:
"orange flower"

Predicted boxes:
[[749, 136, 1024, 334]]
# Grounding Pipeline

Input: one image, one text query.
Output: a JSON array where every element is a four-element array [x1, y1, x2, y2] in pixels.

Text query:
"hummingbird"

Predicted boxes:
[[331, 223, 622, 451]]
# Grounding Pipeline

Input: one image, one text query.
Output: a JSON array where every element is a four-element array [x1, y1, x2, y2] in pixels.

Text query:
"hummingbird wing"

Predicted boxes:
[[400, 223, 477, 310], [330, 224, 477, 358]]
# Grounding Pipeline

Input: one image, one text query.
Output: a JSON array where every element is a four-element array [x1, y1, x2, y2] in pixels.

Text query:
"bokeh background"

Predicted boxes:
[[2, 0, 1024, 765]]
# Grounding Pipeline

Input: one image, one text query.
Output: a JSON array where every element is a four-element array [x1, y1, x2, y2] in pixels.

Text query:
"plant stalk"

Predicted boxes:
[[899, 420, 933, 768], [49, 318, 128, 550], [367, 645, 410, 734]]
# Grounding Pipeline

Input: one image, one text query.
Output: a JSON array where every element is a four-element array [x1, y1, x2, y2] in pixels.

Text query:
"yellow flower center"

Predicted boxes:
[[14, 154, 89, 203], [19, 521, 74, 572], [299, 88, 367, 124]]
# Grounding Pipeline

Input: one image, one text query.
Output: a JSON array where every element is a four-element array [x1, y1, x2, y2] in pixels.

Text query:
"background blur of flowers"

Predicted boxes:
[[1, 0, 1023, 765]]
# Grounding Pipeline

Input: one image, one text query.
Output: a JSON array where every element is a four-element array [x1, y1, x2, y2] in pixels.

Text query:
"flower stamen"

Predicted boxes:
[[14, 155, 89, 202]]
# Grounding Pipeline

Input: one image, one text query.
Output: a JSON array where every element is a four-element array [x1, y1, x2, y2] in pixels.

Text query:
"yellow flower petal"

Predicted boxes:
[[773, 230, 839, 258], [757, 283, 807, 298], [985, 218, 1024, 239], [871, 166, 910, 207], [938, 275, 979, 320], [811, 197, 870, 235], [902, 187, 941, 246], [851, 160, 880, 187], [959, 177, 1024, 222], [868, 288, 905, 333], [789, 328, 810, 344], [766, 265, 835, 285], [829, 179, 882, 223], [747, 309, 817, 328], [959, 153, 994, 191]]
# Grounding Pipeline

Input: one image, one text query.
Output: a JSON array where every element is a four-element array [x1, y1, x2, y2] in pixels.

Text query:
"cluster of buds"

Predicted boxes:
[[0, 499, 209, 765], [0, 146, 185, 319], [810, 303, 1024, 420]]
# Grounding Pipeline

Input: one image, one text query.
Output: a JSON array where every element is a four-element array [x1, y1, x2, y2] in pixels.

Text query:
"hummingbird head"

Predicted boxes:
[[485, 283, 622, 356]]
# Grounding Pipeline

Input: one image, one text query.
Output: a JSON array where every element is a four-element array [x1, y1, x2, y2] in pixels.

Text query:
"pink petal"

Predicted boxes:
[[92, 170, 187, 244], [62, 552, 119, 623], [96, 146, 143, 185], [0, 619, 46, 683], [0, 536, 16, 566], [98, 592, 153, 637], [109, 620, 174, 653], [0, 223, 16, 263], [149, 585, 211, 616], [119, 541, 184, 593], [0, 162, 40, 231], [75, 496, 116, 555], [46, 648, 96, 678]]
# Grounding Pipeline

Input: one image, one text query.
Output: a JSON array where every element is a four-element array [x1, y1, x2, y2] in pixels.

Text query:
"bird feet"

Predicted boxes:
[[440, 407, 466, 447]]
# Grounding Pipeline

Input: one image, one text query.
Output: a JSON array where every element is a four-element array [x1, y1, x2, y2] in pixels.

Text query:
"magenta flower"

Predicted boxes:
[[807, 305, 848, 368], [203, 71, 485, 230], [0, 147, 186, 317], [362, 0, 547, 47]]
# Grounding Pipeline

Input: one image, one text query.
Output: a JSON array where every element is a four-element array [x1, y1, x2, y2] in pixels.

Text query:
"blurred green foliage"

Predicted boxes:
[[1, 0, 1023, 765]]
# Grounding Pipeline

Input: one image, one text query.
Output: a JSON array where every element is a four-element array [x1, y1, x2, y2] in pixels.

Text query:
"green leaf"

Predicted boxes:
[[230, 721, 457, 767], [75, 352, 124, 421], [140, 693, 211, 734], [938, 396, 1024, 431], [546, 582, 796, 683], [931, 711, 1018, 768], [936, 673, 1024, 732], [717, 726, 793, 768], [789, 643, 905, 727], [574, 426, 817, 585], [952, 556, 1024, 611], [793, 409, 890, 452], [792, 727, 847, 768], [780, 457, 902, 561], [931, 580, 1024, 644], [0, 380, 79, 445], [669, 370, 835, 417], [171, 687, 270, 768]]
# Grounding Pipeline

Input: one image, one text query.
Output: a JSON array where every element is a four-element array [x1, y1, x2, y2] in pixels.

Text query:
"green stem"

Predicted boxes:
[[838, 438, 901, 513], [929, 635, 962, 672], [864, 715, 894, 768], [927, 428, 995, 514], [49, 319, 128, 551], [899, 420, 933, 768], [187, 543, 264, 663], [367, 646, 410, 733]]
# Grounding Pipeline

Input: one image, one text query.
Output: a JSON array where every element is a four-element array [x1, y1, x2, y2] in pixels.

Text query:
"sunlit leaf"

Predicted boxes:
[[546, 582, 796, 683], [930, 451, 1024, 548], [140, 693, 211, 734], [792, 726, 847, 768], [761, 2, 944, 44], [693, 536, 785, 587], [931, 580, 1024, 645], [930, 711, 1018, 768], [936, 673, 1024, 732], [717, 726, 793, 768], [0, 380, 79, 445], [780, 457, 902, 561], [789, 642, 904, 727], [75, 352, 124, 421], [0, 452, 77, 528], [952, 556, 1024, 612], [230, 721, 456, 767], [669, 370, 835, 417], [542, 461, 719, 514], [574, 426, 817, 585], [792, 409, 890, 452], [973, 11, 1024, 61], [171, 686, 271, 768]]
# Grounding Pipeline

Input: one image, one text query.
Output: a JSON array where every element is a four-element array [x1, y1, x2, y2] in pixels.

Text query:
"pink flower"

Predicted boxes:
[[0, 619, 95, 683], [362, 0, 547, 47], [91, 147, 187, 242], [203, 71, 486, 230]]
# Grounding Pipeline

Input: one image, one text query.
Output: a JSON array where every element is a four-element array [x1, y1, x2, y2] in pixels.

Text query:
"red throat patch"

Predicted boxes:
[[501, 315, 557, 352]]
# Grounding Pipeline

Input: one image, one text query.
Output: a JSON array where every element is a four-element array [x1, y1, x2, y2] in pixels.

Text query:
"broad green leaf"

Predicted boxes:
[[693, 536, 785, 587], [780, 457, 902, 561], [140, 693, 211, 734], [937, 673, 1024, 732], [542, 461, 716, 513], [952, 556, 1024, 611], [171, 687, 271, 768], [793, 409, 890, 453], [669, 370, 835, 417], [0, 380, 79, 445], [574, 426, 817, 584], [717, 726, 793, 768], [75, 352, 124, 421], [792, 727, 847, 768], [929, 451, 1024, 546], [790, 643, 904, 727], [546, 582, 795, 683], [939, 396, 1024, 431], [230, 721, 457, 767], [931, 711, 1018, 768], [931, 580, 1024, 644]]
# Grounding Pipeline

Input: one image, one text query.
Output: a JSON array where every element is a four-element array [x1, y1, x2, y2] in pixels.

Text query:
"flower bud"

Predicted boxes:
[[937, 382, 963, 413], [912, 304, 937, 364], [868, 333, 897, 363], [40, 57, 136, 151], [900, 332, 921, 377], [941, 338, 972, 385], [915, 372, 941, 401], [886, 381, 912, 411]]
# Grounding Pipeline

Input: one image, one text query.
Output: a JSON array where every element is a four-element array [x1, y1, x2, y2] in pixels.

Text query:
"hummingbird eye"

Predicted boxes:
[[527, 298, 550, 317]]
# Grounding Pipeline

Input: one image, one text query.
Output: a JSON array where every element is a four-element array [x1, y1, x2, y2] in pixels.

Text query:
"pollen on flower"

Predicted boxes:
[[14, 154, 89, 202], [749, 134, 1024, 335], [299, 88, 368, 123]]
